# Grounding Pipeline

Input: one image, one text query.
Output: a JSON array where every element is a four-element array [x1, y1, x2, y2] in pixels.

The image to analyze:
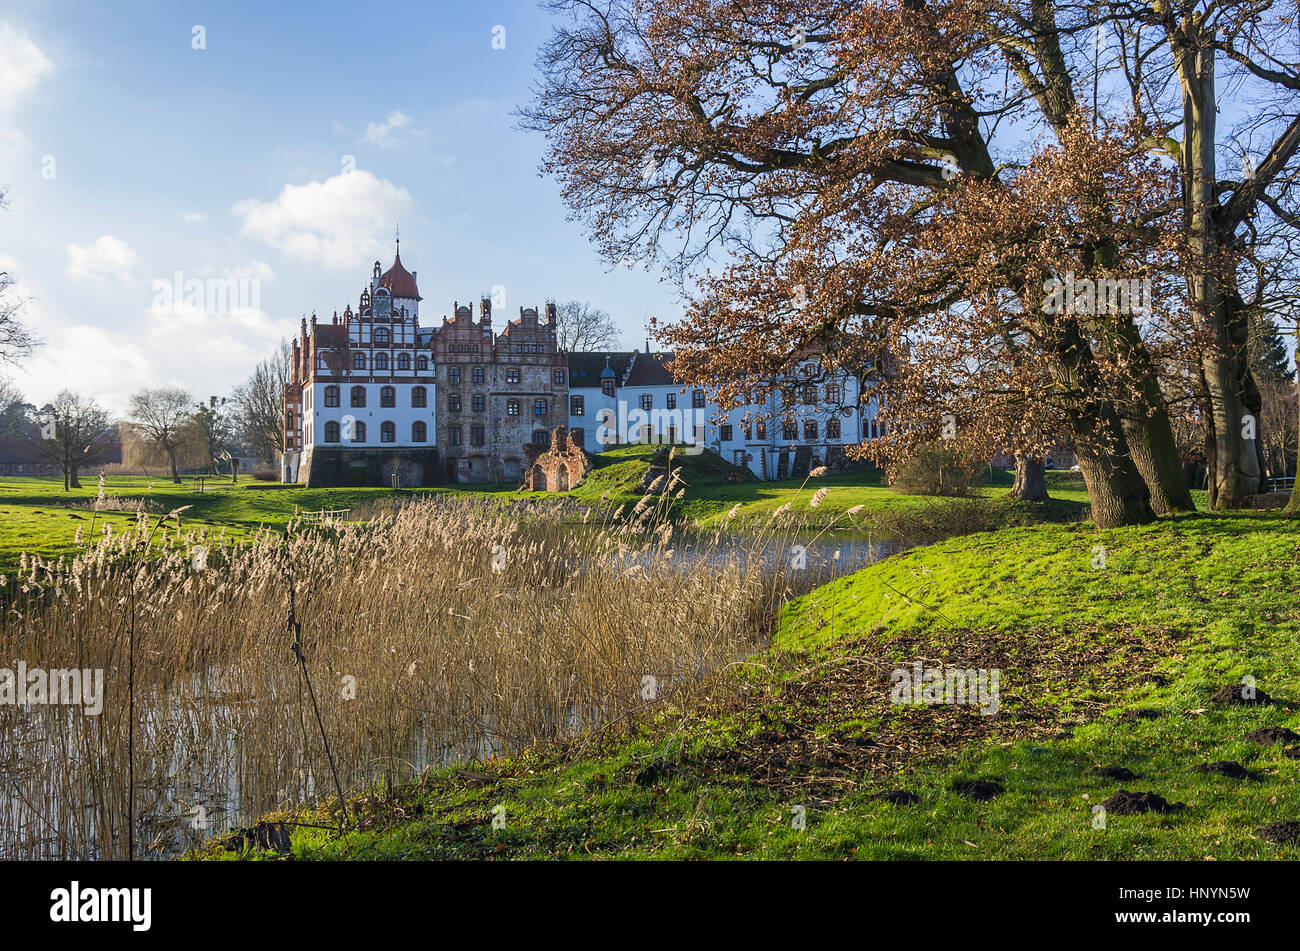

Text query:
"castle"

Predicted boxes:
[[281, 248, 877, 487]]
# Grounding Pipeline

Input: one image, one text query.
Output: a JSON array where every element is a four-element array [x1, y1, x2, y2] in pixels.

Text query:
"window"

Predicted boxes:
[[826, 384, 841, 405], [324, 421, 340, 443], [534, 399, 548, 417], [397, 353, 411, 370], [412, 421, 427, 442], [804, 420, 818, 440], [380, 386, 396, 408], [783, 421, 798, 441], [802, 385, 816, 404], [417, 355, 429, 370], [601, 380, 615, 397], [554, 369, 566, 384], [350, 386, 366, 408], [666, 393, 676, 410], [640, 394, 654, 411], [743, 425, 752, 440], [380, 421, 395, 443], [472, 367, 485, 384], [756, 421, 767, 440], [720, 424, 734, 441], [449, 427, 462, 446], [470, 424, 485, 446], [507, 368, 521, 384], [374, 352, 389, 370], [448, 367, 461, 384], [827, 418, 841, 439], [570, 428, 584, 447], [353, 352, 367, 371], [570, 395, 585, 416], [352, 420, 366, 442], [507, 399, 520, 416], [694, 425, 705, 443], [412, 386, 427, 408], [692, 390, 706, 408], [324, 385, 339, 407], [471, 394, 485, 412], [374, 328, 389, 344], [533, 430, 549, 445], [449, 394, 462, 412]]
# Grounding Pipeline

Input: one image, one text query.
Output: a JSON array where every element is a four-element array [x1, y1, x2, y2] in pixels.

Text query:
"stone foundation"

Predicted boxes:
[[299, 447, 444, 488]]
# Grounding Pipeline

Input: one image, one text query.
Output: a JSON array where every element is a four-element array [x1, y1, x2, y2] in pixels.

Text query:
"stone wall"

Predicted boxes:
[[521, 427, 591, 491], [300, 447, 443, 488]]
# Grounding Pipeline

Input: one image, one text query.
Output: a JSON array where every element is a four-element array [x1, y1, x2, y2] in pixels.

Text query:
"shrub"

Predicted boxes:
[[887, 448, 988, 497]]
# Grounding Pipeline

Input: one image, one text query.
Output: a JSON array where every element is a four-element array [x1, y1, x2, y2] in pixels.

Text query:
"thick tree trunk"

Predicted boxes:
[[169, 450, 181, 484], [1007, 454, 1049, 501], [1042, 321, 1156, 527], [69, 467, 82, 490], [1178, 38, 1260, 508]]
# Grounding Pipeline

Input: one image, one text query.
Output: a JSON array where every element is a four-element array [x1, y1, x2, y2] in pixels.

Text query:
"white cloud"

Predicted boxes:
[[233, 170, 413, 269], [361, 110, 412, 148], [0, 21, 52, 112], [183, 212, 206, 223], [4, 261, 294, 417], [65, 235, 141, 286]]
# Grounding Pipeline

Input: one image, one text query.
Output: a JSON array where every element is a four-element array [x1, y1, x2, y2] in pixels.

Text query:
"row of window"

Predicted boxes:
[[344, 352, 428, 372], [323, 420, 426, 443], [445, 367, 566, 385], [448, 396, 549, 417], [324, 385, 428, 409]]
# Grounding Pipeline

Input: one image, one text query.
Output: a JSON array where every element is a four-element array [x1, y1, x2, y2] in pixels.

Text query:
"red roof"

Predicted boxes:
[[378, 247, 420, 300]]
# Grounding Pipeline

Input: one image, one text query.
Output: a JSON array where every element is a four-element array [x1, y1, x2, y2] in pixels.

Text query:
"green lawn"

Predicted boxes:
[[201, 510, 1300, 861]]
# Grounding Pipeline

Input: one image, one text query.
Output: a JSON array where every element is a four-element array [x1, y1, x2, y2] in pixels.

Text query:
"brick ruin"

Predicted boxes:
[[521, 426, 591, 491]]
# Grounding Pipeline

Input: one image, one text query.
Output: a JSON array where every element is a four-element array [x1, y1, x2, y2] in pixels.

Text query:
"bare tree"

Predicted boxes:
[[0, 190, 39, 365], [231, 341, 291, 464], [553, 300, 620, 352], [34, 391, 116, 490], [129, 387, 193, 484]]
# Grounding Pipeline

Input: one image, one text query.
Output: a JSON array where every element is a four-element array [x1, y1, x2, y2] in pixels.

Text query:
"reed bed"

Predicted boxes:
[[0, 474, 834, 860]]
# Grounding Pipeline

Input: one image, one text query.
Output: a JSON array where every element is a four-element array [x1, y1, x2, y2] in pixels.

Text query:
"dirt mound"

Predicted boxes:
[[953, 779, 1004, 801], [1257, 820, 1300, 845], [1211, 683, 1273, 705], [1094, 766, 1137, 781], [1121, 708, 1163, 721], [1193, 760, 1256, 780], [1101, 790, 1182, 815], [1246, 726, 1300, 745], [872, 789, 920, 806]]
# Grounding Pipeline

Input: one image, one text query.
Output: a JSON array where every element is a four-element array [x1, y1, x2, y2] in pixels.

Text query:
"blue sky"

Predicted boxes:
[[0, 1, 675, 414]]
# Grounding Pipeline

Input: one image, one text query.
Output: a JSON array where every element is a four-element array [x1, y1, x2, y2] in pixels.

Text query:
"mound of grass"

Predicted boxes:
[[203, 511, 1300, 861]]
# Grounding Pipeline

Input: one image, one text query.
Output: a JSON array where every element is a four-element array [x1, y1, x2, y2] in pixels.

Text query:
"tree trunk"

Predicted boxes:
[[169, 449, 181, 484], [69, 466, 82, 490], [1042, 321, 1156, 527], [1007, 454, 1049, 501], [1178, 36, 1260, 508]]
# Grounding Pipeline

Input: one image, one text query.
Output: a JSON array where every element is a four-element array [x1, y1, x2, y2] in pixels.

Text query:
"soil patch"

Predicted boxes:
[[1101, 790, 1183, 815]]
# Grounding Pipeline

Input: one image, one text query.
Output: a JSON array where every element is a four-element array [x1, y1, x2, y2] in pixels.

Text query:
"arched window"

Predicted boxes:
[[397, 352, 411, 370], [324, 385, 339, 407], [324, 421, 340, 443], [412, 386, 427, 408], [374, 327, 390, 344], [350, 386, 366, 407], [352, 420, 366, 442], [353, 352, 367, 370], [380, 386, 396, 408], [412, 421, 427, 442], [417, 355, 429, 370], [380, 421, 396, 443], [374, 352, 389, 370]]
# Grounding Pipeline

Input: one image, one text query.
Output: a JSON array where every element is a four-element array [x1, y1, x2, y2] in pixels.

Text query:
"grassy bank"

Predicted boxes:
[[205, 511, 1300, 860]]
